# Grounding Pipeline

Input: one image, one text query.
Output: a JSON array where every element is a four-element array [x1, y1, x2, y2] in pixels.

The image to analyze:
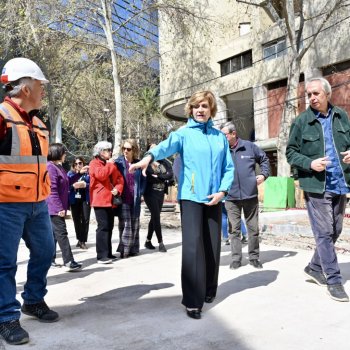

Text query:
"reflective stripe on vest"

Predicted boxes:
[[0, 102, 50, 202]]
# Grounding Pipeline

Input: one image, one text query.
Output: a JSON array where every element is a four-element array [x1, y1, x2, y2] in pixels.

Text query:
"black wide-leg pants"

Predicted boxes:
[[180, 200, 222, 309]]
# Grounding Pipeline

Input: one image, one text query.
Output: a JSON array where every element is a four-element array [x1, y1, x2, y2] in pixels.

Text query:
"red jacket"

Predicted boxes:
[[89, 157, 124, 207]]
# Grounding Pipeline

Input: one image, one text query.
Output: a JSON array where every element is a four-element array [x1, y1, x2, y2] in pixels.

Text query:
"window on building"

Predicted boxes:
[[239, 22, 251, 36], [263, 38, 286, 61], [219, 50, 252, 76]]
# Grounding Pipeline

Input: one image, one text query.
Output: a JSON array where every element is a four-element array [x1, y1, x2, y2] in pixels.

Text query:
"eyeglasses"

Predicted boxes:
[[122, 147, 132, 152], [103, 149, 112, 152], [75, 161, 83, 166]]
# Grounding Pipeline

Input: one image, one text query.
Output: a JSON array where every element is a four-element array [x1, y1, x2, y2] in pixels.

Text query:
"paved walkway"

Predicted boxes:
[[3, 215, 350, 350]]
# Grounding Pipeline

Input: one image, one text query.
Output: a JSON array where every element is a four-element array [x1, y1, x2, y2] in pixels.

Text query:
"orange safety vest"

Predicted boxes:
[[0, 101, 51, 202]]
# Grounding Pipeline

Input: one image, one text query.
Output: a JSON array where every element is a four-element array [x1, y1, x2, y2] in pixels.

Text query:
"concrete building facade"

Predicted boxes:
[[158, 0, 350, 175]]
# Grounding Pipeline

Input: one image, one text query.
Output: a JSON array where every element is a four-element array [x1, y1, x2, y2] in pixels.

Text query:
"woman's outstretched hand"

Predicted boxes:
[[129, 155, 152, 176]]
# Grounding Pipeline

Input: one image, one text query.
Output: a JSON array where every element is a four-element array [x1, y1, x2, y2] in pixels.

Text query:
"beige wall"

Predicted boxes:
[[159, 0, 350, 131]]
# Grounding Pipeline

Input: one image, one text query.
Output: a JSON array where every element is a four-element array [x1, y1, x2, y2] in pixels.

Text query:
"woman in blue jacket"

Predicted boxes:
[[130, 90, 234, 319], [68, 156, 91, 250]]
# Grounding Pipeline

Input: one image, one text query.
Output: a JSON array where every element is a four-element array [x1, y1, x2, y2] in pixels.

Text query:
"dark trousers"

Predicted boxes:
[[51, 215, 74, 265], [71, 200, 91, 243], [225, 197, 260, 262], [180, 200, 222, 309], [304, 191, 346, 285], [144, 189, 164, 243], [94, 207, 114, 260]]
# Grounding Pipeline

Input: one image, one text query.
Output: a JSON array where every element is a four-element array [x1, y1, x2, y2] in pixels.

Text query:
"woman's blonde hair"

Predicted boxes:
[[184, 90, 217, 118], [120, 138, 140, 159]]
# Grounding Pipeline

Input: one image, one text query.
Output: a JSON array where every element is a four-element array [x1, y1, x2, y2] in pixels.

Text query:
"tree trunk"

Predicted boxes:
[[100, 0, 122, 153], [277, 57, 301, 176]]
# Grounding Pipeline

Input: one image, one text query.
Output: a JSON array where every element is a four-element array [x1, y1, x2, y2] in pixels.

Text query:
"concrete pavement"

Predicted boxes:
[[2, 213, 350, 350]]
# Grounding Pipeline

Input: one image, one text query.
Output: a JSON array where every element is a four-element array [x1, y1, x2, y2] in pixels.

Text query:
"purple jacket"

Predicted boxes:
[[46, 161, 69, 215]]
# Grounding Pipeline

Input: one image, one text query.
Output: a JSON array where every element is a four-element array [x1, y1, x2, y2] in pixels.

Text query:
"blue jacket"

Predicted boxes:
[[115, 156, 146, 217], [149, 117, 234, 203], [227, 138, 270, 200], [67, 171, 90, 205]]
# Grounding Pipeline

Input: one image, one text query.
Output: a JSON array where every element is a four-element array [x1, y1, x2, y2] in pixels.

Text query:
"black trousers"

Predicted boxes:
[[94, 207, 114, 260], [144, 189, 164, 243], [180, 200, 222, 309], [71, 200, 91, 243], [51, 215, 74, 265]]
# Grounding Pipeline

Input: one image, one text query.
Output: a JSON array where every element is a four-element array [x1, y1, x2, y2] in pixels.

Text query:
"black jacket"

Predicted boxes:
[[227, 138, 270, 200]]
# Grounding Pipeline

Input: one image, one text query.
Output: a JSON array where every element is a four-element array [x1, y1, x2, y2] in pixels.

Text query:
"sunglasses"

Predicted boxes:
[[103, 149, 112, 152], [75, 161, 83, 166], [122, 147, 132, 152]]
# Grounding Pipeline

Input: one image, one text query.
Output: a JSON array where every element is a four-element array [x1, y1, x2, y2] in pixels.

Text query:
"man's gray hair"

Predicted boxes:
[[306, 77, 332, 98], [7, 77, 35, 98], [93, 141, 112, 157], [220, 121, 236, 133]]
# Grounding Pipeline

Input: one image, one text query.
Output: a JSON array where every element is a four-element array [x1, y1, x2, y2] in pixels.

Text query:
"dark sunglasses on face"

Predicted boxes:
[[122, 147, 132, 152], [103, 149, 112, 152], [75, 161, 83, 166]]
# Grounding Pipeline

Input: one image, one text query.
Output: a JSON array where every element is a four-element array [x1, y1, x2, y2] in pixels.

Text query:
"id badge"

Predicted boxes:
[[75, 192, 82, 199]]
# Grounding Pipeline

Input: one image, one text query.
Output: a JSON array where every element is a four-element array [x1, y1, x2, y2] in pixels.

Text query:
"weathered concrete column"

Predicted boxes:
[[253, 84, 268, 141], [213, 95, 228, 128]]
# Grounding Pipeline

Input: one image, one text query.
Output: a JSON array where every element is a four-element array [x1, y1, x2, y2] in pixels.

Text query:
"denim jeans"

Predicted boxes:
[[0, 201, 54, 323], [305, 191, 346, 285]]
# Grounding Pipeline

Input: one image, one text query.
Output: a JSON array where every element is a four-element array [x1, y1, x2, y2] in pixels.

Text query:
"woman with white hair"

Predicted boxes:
[[89, 141, 124, 264]]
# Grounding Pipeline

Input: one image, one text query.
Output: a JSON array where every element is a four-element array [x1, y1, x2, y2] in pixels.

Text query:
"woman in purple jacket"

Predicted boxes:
[[46, 143, 82, 272]]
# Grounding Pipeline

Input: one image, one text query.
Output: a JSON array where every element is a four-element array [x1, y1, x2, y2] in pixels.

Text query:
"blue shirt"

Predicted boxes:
[[316, 107, 349, 194]]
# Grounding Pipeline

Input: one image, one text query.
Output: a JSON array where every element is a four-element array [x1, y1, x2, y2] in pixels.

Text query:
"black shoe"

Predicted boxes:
[[241, 236, 248, 244], [108, 253, 121, 261], [0, 319, 29, 345], [327, 284, 349, 302], [159, 242, 167, 252], [204, 296, 215, 303], [225, 239, 230, 245], [97, 257, 113, 264], [230, 261, 241, 269], [304, 265, 327, 287], [249, 259, 263, 269], [21, 301, 59, 323], [76, 241, 82, 248], [186, 308, 201, 319], [80, 242, 88, 250], [65, 261, 82, 272], [144, 240, 156, 250]]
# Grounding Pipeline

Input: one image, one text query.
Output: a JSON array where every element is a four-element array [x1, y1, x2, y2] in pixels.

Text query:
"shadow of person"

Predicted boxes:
[[17, 265, 114, 293], [208, 270, 279, 310], [220, 249, 297, 267], [70, 283, 175, 320]]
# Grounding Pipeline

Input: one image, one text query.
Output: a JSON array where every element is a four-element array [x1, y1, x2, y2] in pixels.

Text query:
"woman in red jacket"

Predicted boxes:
[[89, 141, 124, 264]]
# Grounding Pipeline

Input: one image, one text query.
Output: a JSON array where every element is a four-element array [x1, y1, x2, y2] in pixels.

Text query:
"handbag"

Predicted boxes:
[[110, 176, 122, 206], [112, 194, 123, 206]]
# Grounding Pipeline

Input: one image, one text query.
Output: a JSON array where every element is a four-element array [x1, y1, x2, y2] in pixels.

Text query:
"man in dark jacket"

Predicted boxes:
[[221, 122, 270, 270], [286, 77, 350, 302]]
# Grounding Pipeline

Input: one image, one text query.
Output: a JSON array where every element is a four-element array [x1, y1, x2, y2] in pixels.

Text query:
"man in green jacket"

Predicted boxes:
[[286, 77, 350, 302]]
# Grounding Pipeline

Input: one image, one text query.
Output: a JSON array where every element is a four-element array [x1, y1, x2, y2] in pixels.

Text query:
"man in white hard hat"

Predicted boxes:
[[0, 58, 59, 345]]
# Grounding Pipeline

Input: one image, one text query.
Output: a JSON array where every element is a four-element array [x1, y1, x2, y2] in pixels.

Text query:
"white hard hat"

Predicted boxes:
[[1, 57, 49, 84]]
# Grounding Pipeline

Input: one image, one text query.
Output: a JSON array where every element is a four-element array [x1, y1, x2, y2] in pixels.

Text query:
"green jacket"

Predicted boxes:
[[286, 106, 350, 194]]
